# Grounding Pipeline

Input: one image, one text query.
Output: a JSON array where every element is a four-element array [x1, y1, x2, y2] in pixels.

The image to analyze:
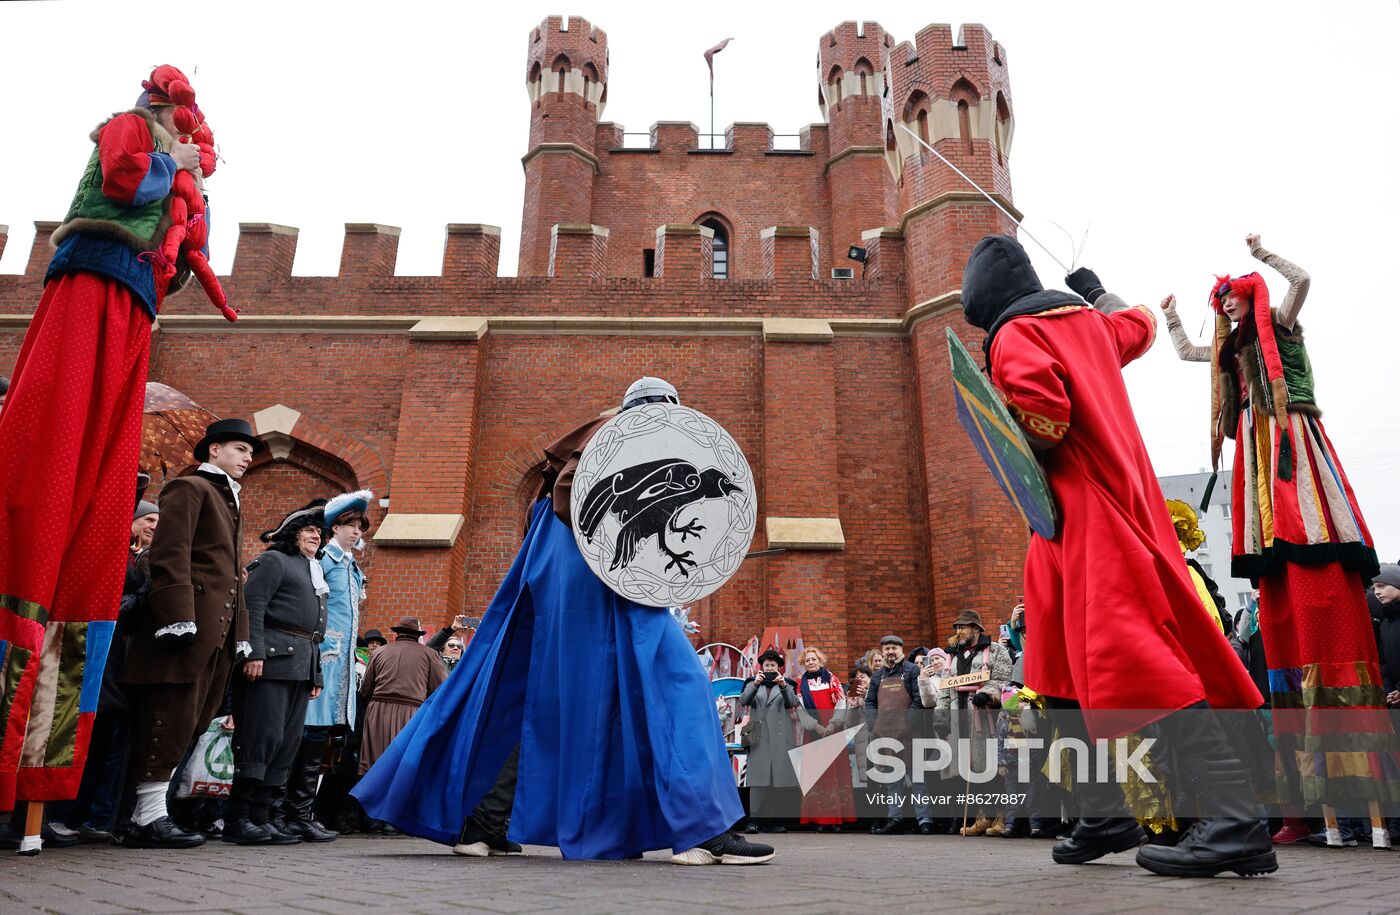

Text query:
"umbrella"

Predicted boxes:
[[142, 382, 219, 479]]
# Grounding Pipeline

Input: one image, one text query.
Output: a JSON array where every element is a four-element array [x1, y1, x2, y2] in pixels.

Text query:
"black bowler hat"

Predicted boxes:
[[194, 418, 266, 463], [358, 629, 386, 648]]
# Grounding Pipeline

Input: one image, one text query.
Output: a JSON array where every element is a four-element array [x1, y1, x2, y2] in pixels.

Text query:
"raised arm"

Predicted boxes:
[[1160, 294, 1211, 363], [1248, 234, 1309, 330]]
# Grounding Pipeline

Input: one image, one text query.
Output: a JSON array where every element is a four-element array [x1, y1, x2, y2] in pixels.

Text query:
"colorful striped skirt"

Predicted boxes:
[[1233, 403, 1397, 806]]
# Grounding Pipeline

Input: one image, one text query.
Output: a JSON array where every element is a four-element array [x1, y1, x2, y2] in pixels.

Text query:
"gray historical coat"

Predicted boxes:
[[740, 675, 799, 788], [242, 548, 328, 687]]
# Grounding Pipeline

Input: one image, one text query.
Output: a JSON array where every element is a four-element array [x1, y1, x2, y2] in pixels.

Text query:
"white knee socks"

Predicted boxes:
[[132, 777, 173, 826]]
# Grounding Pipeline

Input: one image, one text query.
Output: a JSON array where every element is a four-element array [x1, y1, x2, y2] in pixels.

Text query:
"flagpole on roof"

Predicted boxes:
[[704, 38, 734, 150]]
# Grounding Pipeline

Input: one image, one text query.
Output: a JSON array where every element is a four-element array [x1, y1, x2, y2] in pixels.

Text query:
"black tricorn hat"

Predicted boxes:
[[261, 498, 328, 543], [194, 418, 267, 463]]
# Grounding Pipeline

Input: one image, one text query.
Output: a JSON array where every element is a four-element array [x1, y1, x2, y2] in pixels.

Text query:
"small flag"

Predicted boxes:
[[704, 38, 734, 87]]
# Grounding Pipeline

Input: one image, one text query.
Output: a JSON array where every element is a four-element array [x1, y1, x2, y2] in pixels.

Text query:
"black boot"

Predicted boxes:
[[1052, 817, 1150, 864], [1135, 706, 1277, 878], [1043, 699, 1148, 865], [253, 785, 301, 845], [870, 817, 913, 835], [223, 779, 272, 845], [265, 782, 322, 844], [283, 736, 324, 823], [282, 817, 338, 842], [1050, 766, 1150, 863]]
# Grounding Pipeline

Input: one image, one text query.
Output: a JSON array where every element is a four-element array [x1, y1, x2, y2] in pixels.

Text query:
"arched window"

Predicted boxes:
[[853, 57, 873, 96], [551, 54, 570, 94], [582, 63, 599, 102], [904, 90, 932, 145], [828, 65, 844, 103], [883, 119, 902, 181], [950, 78, 981, 153], [700, 216, 729, 280], [994, 91, 1012, 165]]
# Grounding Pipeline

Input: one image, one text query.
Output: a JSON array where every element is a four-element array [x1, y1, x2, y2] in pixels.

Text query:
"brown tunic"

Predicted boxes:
[[358, 635, 448, 774], [536, 412, 614, 528]]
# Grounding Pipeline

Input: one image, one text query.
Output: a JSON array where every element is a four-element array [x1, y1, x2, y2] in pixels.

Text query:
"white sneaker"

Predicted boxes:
[[671, 831, 775, 866]]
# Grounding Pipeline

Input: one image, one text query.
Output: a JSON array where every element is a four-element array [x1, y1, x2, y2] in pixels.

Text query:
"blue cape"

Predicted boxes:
[[353, 497, 743, 859]]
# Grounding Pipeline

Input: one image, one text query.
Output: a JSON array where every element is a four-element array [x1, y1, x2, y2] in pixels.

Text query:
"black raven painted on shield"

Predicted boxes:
[[578, 458, 742, 577]]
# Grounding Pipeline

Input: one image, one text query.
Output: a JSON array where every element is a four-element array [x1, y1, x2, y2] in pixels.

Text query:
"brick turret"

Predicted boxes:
[[884, 23, 1015, 305], [519, 15, 609, 276], [819, 21, 897, 273], [886, 23, 1026, 631]]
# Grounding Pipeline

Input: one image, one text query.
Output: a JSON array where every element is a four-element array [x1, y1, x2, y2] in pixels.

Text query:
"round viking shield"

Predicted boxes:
[[571, 403, 756, 607]]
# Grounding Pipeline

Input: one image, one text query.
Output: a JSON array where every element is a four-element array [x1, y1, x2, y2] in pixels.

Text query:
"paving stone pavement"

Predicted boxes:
[[3, 832, 1399, 914]]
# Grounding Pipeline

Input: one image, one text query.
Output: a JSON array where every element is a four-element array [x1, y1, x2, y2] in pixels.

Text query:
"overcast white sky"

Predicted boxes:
[[2, 0, 1397, 559]]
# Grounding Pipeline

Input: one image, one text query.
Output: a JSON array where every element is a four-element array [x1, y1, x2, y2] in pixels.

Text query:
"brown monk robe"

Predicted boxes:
[[358, 617, 448, 774]]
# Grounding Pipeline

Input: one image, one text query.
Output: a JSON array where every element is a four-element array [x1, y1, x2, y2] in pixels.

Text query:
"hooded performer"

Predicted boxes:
[[353, 378, 773, 865], [962, 235, 1274, 878], [1162, 235, 1392, 835], [0, 66, 230, 823]]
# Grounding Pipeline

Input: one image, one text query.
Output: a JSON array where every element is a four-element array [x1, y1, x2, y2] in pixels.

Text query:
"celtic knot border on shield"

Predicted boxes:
[[573, 405, 756, 605]]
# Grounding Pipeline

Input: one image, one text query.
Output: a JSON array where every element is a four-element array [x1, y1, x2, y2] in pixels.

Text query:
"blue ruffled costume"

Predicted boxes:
[[353, 497, 743, 859]]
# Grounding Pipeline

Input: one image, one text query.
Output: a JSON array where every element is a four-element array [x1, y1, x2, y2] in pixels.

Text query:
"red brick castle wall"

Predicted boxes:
[[0, 16, 1028, 671]]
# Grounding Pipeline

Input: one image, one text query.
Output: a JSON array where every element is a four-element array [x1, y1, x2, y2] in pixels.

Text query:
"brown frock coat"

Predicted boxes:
[[120, 468, 247, 781]]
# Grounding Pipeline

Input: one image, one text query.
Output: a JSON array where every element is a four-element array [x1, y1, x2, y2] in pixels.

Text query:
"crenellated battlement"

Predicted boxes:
[[0, 219, 896, 299], [526, 14, 608, 106], [882, 21, 1014, 186], [887, 23, 1008, 101], [818, 21, 892, 122]]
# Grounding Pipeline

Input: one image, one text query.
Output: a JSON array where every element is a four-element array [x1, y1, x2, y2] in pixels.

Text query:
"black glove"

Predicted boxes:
[[969, 691, 993, 709], [1065, 267, 1106, 304]]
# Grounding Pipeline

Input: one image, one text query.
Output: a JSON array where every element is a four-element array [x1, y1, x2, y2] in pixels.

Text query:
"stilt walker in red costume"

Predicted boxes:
[[961, 235, 1276, 878], [1163, 235, 1397, 846], [0, 66, 235, 853]]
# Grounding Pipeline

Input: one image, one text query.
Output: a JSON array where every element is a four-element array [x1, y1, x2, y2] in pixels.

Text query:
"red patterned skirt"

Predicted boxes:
[[0, 273, 150, 807]]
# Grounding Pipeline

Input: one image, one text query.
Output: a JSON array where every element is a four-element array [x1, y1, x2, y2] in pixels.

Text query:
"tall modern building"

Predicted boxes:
[[1159, 471, 1255, 617]]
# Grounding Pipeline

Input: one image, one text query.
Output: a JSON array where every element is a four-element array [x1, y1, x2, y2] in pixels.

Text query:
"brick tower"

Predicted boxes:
[[520, 15, 609, 276], [884, 24, 1028, 626], [0, 14, 1041, 669], [819, 21, 896, 275]]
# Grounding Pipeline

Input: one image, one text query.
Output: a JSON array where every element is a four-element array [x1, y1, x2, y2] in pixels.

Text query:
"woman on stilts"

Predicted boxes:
[[1163, 234, 1399, 846], [0, 66, 232, 850]]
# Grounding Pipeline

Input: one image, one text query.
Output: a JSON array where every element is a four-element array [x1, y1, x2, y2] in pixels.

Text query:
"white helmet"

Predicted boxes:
[[621, 376, 680, 411]]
